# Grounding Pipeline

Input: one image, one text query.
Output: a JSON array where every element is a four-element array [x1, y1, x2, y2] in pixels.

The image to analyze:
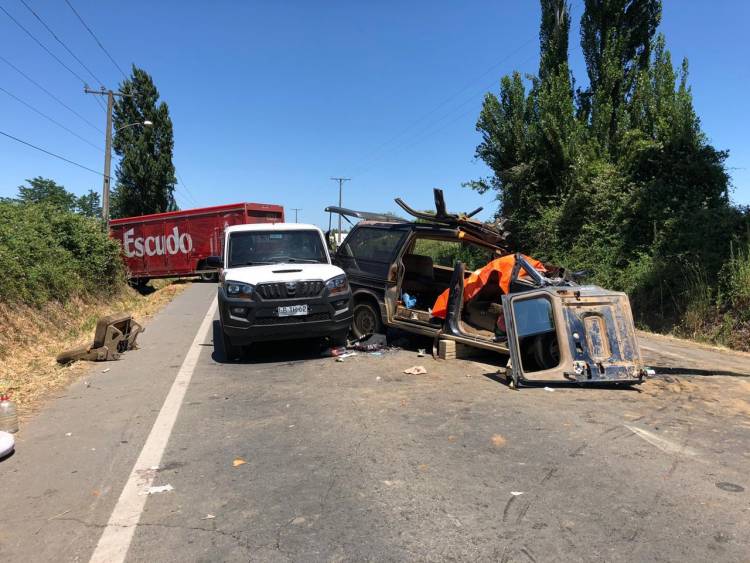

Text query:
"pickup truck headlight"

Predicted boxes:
[[325, 275, 349, 296], [225, 281, 254, 298]]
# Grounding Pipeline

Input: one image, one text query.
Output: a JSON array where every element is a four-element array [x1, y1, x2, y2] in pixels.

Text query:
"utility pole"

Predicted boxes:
[[84, 87, 131, 226], [330, 177, 350, 238], [291, 208, 302, 222]]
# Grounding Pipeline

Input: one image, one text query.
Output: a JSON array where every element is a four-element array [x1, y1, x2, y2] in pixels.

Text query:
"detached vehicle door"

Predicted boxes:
[[501, 285, 643, 386]]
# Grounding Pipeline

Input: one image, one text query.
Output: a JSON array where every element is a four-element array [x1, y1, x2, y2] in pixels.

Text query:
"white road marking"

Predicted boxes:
[[89, 298, 218, 563], [624, 424, 698, 456]]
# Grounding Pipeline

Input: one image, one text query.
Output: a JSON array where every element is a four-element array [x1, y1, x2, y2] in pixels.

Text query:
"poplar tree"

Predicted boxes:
[[110, 66, 177, 218]]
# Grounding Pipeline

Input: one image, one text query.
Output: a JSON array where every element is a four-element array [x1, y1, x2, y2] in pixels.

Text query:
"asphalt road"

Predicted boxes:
[[1, 283, 749, 562]]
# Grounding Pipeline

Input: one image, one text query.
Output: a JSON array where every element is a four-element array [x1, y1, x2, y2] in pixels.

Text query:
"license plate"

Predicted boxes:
[[277, 304, 308, 317]]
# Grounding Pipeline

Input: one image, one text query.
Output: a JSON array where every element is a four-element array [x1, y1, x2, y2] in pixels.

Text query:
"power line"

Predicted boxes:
[[18, 0, 104, 88], [63, 0, 127, 79], [353, 52, 538, 178], [0, 129, 102, 176], [348, 36, 536, 176], [0, 84, 102, 152], [0, 2, 88, 85], [0, 55, 102, 133], [174, 169, 199, 206]]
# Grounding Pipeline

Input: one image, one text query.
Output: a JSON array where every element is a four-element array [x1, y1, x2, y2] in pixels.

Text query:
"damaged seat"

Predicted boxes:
[[463, 270, 503, 332], [401, 254, 435, 294]]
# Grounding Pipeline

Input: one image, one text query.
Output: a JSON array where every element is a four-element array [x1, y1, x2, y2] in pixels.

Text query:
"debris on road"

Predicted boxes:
[[491, 434, 507, 447], [322, 346, 347, 357], [544, 387, 555, 392], [335, 352, 357, 362], [510, 491, 524, 496], [0, 430, 15, 458], [404, 365, 427, 375], [101, 368, 110, 373], [202, 514, 216, 520], [233, 457, 247, 467], [56, 314, 144, 364], [65, 432, 72, 437], [141, 484, 173, 495], [644, 367, 656, 377], [349, 333, 389, 352], [417, 348, 426, 357]]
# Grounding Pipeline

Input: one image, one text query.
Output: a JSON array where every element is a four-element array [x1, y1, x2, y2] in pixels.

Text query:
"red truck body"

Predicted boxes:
[[109, 202, 285, 280]]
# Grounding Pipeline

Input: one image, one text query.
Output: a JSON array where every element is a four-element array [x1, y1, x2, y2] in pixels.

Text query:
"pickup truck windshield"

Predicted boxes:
[[228, 230, 328, 267]]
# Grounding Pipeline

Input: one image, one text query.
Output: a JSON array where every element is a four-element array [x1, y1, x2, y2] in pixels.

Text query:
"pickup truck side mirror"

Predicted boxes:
[[205, 256, 223, 269]]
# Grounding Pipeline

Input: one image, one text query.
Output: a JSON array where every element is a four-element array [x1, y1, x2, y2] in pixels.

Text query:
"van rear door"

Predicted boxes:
[[502, 288, 643, 386]]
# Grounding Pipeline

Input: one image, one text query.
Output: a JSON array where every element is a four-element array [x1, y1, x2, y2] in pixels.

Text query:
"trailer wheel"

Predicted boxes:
[[200, 272, 218, 282], [221, 329, 241, 361], [352, 300, 383, 338]]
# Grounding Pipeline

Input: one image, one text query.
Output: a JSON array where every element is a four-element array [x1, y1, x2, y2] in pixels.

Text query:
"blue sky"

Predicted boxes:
[[1, 1, 748, 229]]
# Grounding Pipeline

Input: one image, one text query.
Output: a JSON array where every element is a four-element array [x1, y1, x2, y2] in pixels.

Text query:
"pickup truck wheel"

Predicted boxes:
[[352, 301, 383, 338], [221, 329, 241, 361]]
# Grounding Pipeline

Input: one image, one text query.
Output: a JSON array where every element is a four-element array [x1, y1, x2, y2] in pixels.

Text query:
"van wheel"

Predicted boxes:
[[352, 301, 383, 338], [221, 329, 241, 361]]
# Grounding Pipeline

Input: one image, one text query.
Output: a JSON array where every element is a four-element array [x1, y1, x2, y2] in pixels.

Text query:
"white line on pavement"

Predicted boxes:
[[89, 297, 218, 563], [624, 424, 698, 457]]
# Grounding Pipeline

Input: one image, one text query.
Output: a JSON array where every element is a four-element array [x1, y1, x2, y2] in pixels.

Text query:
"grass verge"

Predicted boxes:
[[0, 279, 190, 412]]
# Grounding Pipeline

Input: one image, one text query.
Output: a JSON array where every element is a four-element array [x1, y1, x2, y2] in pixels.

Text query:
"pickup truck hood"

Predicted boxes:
[[224, 263, 345, 285]]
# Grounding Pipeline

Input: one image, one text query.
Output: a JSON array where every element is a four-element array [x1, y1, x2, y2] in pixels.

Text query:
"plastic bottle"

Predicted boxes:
[[0, 394, 19, 434]]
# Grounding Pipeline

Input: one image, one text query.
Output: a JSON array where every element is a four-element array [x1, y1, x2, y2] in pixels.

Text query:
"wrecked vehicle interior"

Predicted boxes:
[[326, 189, 645, 387]]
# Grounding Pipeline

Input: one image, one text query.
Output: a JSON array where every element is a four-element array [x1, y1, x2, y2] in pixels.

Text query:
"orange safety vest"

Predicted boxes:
[[432, 254, 546, 319]]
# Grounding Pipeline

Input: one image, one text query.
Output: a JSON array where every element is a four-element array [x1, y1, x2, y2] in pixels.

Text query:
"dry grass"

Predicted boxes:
[[0, 279, 190, 413]]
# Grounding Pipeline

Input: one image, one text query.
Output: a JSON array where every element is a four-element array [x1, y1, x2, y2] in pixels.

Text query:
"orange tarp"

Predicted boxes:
[[432, 254, 546, 319]]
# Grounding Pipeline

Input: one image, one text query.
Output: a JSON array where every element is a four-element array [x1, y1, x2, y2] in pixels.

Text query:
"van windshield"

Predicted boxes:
[[228, 230, 328, 267]]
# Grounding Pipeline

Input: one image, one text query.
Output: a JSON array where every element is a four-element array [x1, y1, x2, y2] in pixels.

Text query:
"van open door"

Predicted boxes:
[[502, 287, 644, 387]]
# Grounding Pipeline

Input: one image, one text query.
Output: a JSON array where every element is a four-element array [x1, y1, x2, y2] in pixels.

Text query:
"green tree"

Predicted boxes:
[[579, 0, 661, 152], [75, 189, 102, 218], [17, 177, 76, 211], [468, 0, 742, 340], [111, 65, 177, 218]]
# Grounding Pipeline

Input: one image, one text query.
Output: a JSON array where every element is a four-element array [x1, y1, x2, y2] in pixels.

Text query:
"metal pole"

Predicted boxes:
[[291, 208, 302, 222], [330, 177, 350, 241], [102, 90, 113, 226], [85, 86, 133, 226]]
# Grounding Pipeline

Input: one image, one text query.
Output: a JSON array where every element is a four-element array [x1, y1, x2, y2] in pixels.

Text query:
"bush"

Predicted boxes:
[[0, 201, 125, 306]]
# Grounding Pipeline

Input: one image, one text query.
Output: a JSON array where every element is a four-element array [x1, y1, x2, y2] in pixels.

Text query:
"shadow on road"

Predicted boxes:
[[481, 371, 643, 391], [652, 366, 750, 378], [210, 320, 331, 364]]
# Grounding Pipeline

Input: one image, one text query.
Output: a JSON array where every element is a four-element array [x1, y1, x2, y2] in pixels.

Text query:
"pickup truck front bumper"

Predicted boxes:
[[218, 287, 353, 345]]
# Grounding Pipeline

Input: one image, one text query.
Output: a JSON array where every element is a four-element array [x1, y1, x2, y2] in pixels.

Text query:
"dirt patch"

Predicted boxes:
[[641, 376, 750, 421], [0, 279, 189, 411]]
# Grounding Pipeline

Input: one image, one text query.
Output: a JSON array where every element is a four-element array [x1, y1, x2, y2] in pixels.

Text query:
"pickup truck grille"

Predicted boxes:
[[256, 280, 324, 300]]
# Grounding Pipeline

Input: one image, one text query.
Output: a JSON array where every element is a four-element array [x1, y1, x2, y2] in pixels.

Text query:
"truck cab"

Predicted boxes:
[[216, 223, 353, 360]]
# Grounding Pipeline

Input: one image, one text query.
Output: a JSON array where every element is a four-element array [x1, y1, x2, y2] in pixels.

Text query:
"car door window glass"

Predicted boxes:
[[340, 228, 406, 278]]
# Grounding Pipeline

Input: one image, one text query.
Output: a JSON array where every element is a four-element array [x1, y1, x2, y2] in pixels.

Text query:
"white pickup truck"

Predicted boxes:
[[212, 223, 353, 360]]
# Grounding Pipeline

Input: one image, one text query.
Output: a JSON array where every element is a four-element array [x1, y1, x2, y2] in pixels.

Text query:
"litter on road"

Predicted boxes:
[[404, 365, 427, 375], [141, 484, 173, 495], [233, 457, 247, 467]]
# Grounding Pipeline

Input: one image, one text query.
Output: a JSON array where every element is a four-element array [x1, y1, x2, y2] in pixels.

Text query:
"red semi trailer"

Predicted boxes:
[[109, 202, 285, 283]]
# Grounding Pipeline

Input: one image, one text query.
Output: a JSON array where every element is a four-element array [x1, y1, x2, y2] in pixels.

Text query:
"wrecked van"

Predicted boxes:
[[326, 189, 644, 387]]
